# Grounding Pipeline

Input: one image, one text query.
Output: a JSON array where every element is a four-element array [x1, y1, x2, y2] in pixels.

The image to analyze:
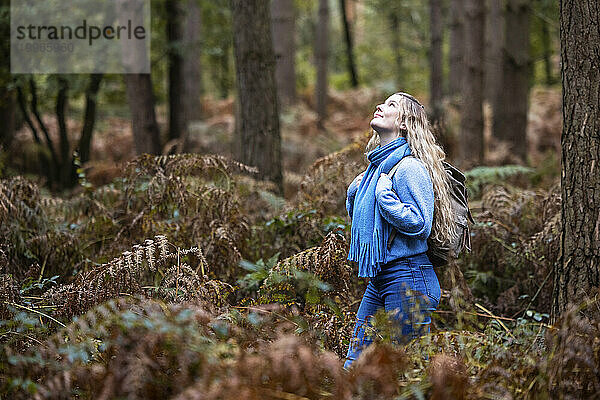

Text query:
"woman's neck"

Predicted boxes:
[[379, 131, 399, 147]]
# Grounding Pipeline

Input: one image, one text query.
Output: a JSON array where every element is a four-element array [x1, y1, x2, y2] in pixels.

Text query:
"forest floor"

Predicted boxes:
[[4, 86, 595, 400]]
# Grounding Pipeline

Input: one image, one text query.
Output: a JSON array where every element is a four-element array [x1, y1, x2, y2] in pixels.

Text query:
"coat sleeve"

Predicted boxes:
[[374, 159, 434, 239]]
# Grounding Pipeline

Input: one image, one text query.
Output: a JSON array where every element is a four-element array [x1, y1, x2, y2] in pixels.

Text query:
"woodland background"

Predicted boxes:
[[1, 0, 599, 399]]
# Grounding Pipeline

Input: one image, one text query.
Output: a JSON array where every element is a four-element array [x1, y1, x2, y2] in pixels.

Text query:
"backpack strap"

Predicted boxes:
[[385, 155, 415, 250], [387, 154, 415, 179]]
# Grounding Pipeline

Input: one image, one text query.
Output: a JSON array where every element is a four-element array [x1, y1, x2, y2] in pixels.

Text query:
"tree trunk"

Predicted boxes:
[[339, 0, 358, 88], [271, 0, 296, 107], [123, 74, 162, 155], [231, 0, 283, 195], [429, 0, 443, 125], [491, 0, 530, 164], [315, 0, 330, 126], [0, 0, 15, 150], [388, 11, 403, 87], [540, 11, 554, 85], [485, 0, 504, 103], [167, 0, 186, 141], [553, 0, 600, 319], [218, 46, 232, 99], [0, 88, 15, 150], [117, 0, 161, 155], [17, 85, 52, 184], [56, 77, 75, 187], [183, 0, 202, 122], [29, 79, 59, 180], [460, 0, 485, 166], [79, 74, 103, 164], [449, 0, 465, 102]]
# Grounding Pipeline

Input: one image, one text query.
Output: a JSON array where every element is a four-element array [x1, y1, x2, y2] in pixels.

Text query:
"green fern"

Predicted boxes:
[[465, 164, 535, 199]]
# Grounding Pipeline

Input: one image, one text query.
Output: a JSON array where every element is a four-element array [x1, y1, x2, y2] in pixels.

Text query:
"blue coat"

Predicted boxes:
[[346, 156, 434, 264]]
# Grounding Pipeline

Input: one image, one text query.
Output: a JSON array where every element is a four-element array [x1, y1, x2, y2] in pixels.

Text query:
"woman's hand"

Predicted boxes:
[[375, 172, 393, 195], [347, 171, 366, 220], [348, 171, 366, 198]]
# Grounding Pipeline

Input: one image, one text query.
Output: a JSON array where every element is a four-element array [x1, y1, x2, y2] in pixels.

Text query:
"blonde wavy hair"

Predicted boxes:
[[365, 92, 457, 245]]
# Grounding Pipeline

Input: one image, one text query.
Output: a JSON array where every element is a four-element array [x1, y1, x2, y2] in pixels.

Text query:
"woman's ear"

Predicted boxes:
[[398, 121, 408, 131]]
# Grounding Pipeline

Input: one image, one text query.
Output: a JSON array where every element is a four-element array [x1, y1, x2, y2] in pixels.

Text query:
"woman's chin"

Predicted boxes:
[[370, 119, 381, 131]]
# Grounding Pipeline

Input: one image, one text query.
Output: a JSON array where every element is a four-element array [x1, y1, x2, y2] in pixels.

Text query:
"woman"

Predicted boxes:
[[343, 92, 456, 370]]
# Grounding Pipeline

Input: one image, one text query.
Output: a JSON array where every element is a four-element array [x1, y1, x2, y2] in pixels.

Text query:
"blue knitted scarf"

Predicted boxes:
[[347, 136, 412, 277]]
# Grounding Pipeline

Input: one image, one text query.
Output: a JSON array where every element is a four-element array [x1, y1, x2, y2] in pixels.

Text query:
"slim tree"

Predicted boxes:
[[123, 75, 162, 155], [17, 74, 103, 189], [448, 0, 465, 101], [460, 0, 485, 166], [485, 0, 504, 103], [553, 0, 600, 318], [56, 77, 74, 186], [492, 0, 531, 164], [166, 0, 186, 141], [79, 74, 103, 164], [117, 0, 162, 155], [315, 0, 330, 126], [537, 0, 556, 85], [271, 0, 296, 106], [429, 0, 443, 125], [183, 0, 202, 123], [388, 7, 403, 87], [231, 0, 283, 195], [339, 0, 358, 87], [0, 0, 15, 149]]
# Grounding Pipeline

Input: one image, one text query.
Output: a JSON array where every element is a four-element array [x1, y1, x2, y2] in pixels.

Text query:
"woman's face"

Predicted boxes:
[[370, 93, 404, 134]]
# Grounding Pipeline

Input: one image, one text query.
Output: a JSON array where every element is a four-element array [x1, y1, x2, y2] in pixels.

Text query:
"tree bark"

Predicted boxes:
[[315, 0, 330, 126], [449, 0, 465, 103], [117, 0, 161, 155], [388, 11, 403, 87], [56, 77, 75, 187], [491, 0, 531, 164], [17, 85, 52, 184], [271, 0, 297, 107], [540, 10, 554, 85], [167, 0, 186, 141], [0, 0, 15, 150], [29, 79, 59, 176], [79, 74, 103, 164], [429, 0, 443, 125], [0, 88, 17, 150], [123, 74, 162, 155], [339, 0, 358, 88], [553, 0, 600, 319], [0, 88, 15, 150], [460, 0, 485, 166], [183, 0, 202, 122], [485, 0, 504, 103], [231, 0, 283, 195]]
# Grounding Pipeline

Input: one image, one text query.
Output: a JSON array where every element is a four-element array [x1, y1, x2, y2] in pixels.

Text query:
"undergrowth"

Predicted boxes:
[[1, 140, 596, 399]]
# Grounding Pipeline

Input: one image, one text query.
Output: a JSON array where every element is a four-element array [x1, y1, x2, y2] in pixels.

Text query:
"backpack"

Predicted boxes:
[[385, 155, 474, 268]]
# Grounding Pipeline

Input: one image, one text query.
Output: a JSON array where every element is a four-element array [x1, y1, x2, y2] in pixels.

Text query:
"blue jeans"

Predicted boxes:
[[343, 252, 441, 370]]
